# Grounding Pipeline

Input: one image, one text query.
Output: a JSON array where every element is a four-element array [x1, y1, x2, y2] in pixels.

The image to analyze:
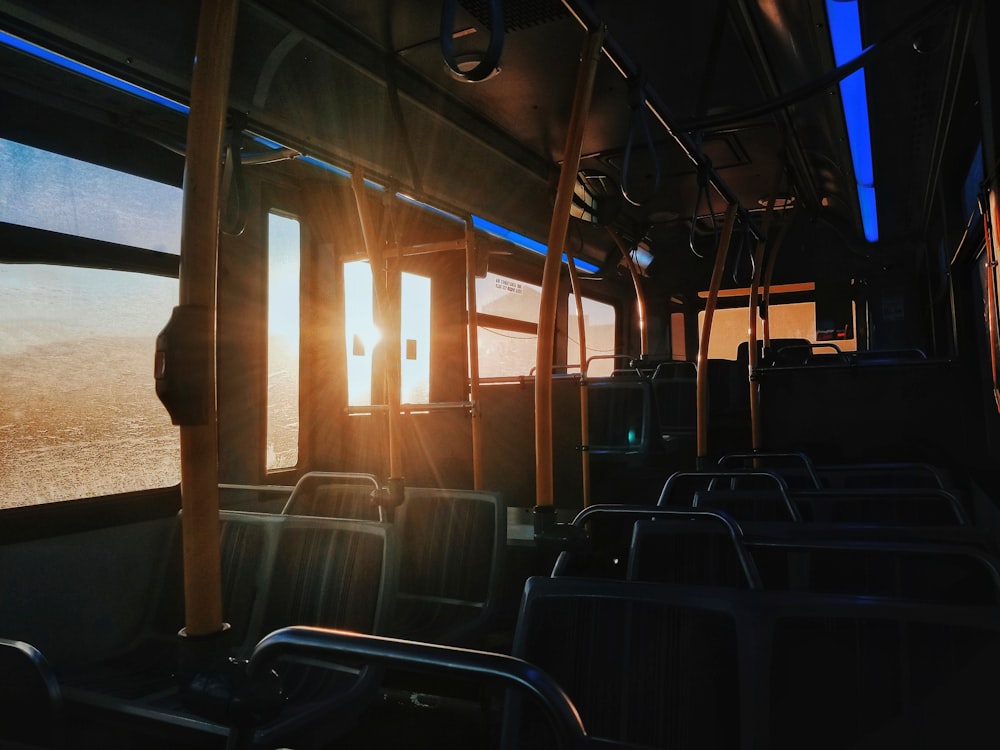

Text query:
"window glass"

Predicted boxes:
[[344, 261, 378, 406], [698, 301, 858, 360], [344, 260, 431, 405], [400, 272, 431, 403], [476, 272, 540, 377], [0, 137, 182, 253], [568, 297, 616, 376], [267, 214, 300, 471], [476, 272, 541, 323], [0, 265, 179, 506]]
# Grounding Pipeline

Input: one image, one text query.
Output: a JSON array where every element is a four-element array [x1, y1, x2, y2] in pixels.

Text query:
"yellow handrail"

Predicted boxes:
[[534, 27, 605, 508], [177, 0, 239, 638], [696, 203, 738, 468]]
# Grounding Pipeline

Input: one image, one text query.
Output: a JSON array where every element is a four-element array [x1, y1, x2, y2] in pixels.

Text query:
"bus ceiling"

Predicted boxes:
[[0, 0, 980, 279]]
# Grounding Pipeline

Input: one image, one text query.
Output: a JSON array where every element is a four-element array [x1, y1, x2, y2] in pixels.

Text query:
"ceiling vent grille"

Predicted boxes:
[[458, 0, 570, 32]]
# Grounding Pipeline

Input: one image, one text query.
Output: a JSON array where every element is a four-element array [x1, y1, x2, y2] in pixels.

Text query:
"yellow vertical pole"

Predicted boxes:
[[177, 0, 239, 638], [535, 27, 605, 509], [465, 220, 484, 489], [607, 228, 649, 358], [761, 215, 791, 351], [985, 185, 1000, 411], [350, 173, 404, 493], [748, 178, 782, 455], [696, 203, 738, 468], [565, 247, 590, 507]]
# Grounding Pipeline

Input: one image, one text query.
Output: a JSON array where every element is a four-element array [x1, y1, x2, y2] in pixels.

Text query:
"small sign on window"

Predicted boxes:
[[495, 277, 523, 295]]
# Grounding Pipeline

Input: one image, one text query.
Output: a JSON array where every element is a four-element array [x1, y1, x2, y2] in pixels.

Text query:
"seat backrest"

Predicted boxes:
[[628, 519, 757, 589], [390, 487, 504, 645], [256, 515, 397, 641], [509, 576, 745, 750]]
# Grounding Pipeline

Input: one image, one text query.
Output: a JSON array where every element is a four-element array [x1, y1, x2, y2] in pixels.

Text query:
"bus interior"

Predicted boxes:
[[2, 0, 1000, 747]]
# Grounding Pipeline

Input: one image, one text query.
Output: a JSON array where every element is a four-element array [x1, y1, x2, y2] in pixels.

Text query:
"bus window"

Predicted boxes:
[[569, 296, 616, 376], [0, 138, 182, 506], [401, 272, 431, 403], [0, 265, 179, 506], [0, 137, 182, 253], [475, 271, 540, 377], [267, 213, 301, 471], [698, 300, 857, 360], [343, 260, 431, 406]]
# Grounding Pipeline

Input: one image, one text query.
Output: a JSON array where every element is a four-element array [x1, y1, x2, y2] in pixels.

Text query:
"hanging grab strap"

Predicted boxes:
[[689, 160, 719, 258], [620, 76, 661, 206], [440, 0, 505, 83]]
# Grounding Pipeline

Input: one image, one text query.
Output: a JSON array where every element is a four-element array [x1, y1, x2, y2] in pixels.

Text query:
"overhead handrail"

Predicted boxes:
[[247, 626, 588, 749], [559, 0, 763, 241], [440, 0, 505, 83]]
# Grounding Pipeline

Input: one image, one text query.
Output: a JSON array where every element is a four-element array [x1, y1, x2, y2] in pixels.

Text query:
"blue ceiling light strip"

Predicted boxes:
[[0, 29, 189, 115], [826, 0, 879, 242], [1, 27, 601, 270], [471, 215, 600, 273]]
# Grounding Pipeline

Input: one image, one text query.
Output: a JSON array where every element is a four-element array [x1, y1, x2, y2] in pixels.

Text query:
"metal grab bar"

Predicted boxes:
[[561, 505, 761, 589], [718, 451, 823, 489], [658, 470, 801, 522], [247, 626, 589, 749]]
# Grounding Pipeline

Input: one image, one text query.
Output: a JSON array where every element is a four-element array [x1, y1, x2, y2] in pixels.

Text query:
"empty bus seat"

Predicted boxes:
[[762, 596, 1000, 750], [549, 505, 752, 584], [283, 474, 506, 647], [626, 518, 759, 589], [747, 540, 1000, 605], [59, 511, 398, 748], [585, 376, 653, 454], [506, 576, 746, 750], [388, 487, 505, 646], [628, 515, 1000, 604], [650, 362, 697, 444], [507, 576, 1000, 749], [0, 638, 63, 749]]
